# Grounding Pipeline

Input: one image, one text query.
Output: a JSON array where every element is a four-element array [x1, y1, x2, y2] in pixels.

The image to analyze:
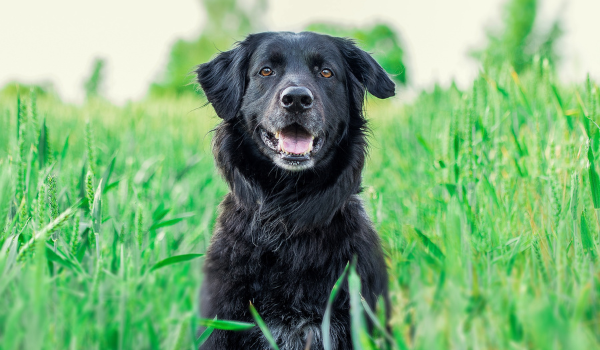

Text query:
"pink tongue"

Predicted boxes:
[[280, 130, 313, 154]]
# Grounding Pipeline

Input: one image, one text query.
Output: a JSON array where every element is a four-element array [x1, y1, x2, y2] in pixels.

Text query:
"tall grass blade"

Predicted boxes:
[[349, 261, 376, 350], [360, 297, 398, 349], [580, 210, 594, 256], [38, 118, 48, 169], [587, 146, 600, 209], [414, 227, 445, 260], [59, 134, 69, 164], [170, 318, 190, 350], [572, 285, 591, 322], [152, 203, 171, 223], [510, 68, 533, 116], [149, 213, 196, 230], [196, 317, 217, 348], [101, 155, 116, 194], [92, 180, 103, 235], [570, 172, 579, 217], [149, 253, 204, 272], [45, 245, 86, 277], [146, 319, 160, 350], [196, 318, 254, 331], [249, 301, 280, 350], [322, 262, 349, 350]]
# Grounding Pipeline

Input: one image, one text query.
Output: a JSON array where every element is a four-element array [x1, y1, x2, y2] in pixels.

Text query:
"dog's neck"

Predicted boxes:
[[213, 121, 367, 236]]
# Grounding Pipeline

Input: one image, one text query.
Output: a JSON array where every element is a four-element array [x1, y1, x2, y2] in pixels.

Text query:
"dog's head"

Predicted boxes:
[[196, 31, 395, 172]]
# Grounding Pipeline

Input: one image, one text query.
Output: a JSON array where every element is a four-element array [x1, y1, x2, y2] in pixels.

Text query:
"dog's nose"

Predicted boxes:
[[280, 86, 313, 112]]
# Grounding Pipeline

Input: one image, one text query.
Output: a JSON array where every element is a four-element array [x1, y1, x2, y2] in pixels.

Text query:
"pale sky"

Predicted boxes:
[[1, 0, 598, 104]]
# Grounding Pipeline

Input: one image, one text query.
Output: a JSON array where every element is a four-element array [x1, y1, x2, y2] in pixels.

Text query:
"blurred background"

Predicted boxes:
[[1, 0, 599, 104]]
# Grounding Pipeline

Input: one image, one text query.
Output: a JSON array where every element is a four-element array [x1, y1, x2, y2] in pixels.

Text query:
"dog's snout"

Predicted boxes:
[[280, 86, 313, 112]]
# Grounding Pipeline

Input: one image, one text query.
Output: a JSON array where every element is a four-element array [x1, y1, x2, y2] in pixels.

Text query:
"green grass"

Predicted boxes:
[[1, 65, 600, 349]]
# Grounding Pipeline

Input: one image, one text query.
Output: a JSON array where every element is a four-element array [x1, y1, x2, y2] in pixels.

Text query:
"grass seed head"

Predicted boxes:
[[85, 120, 97, 177], [135, 204, 143, 249], [71, 213, 80, 257]]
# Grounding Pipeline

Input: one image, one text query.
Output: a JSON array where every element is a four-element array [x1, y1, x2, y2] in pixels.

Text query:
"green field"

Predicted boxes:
[[1, 65, 599, 349]]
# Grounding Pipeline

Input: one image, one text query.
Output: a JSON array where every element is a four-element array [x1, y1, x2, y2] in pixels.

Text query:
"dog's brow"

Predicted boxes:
[[305, 51, 325, 67], [268, 51, 285, 65]]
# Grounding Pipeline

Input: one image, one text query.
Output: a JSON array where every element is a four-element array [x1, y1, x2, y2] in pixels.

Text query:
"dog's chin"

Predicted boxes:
[[259, 124, 325, 172]]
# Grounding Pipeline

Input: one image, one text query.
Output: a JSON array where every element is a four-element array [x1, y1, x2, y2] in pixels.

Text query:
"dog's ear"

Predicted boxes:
[[195, 43, 250, 121], [334, 38, 395, 99]]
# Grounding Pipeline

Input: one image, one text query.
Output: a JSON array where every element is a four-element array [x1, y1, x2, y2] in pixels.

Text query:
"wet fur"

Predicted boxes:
[[196, 32, 395, 350]]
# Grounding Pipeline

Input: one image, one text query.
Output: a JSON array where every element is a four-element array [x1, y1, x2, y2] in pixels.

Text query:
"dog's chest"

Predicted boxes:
[[221, 228, 351, 308], [205, 224, 354, 349], [200, 197, 382, 349]]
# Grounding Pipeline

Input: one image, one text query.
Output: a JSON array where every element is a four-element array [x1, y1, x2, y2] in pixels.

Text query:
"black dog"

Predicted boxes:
[[196, 31, 394, 350]]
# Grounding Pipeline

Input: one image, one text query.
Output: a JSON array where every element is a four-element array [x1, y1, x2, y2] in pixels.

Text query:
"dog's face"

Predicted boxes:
[[243, 33, 349, 170], [196, 32, 395, 171]]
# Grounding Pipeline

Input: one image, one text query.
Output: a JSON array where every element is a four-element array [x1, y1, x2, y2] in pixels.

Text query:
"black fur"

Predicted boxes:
[[196, 32, 395, 350]]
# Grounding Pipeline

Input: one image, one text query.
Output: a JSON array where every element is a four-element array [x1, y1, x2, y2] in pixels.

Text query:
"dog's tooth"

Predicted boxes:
[[275, 131, 280, 139]]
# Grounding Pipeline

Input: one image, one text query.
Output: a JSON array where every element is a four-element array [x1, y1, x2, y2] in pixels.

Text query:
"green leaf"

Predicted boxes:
[[60, 133, 70, 163], [360, 297, 399, 349], [196, 317, 216, 348], [101, 155, 116, 194], [149, 253, 204, 272], [92, 180, 103, 235], [506, 235, 524, 275], [482, 175, 502, 211], [416, 134, 433, 156], [152, 203, 171, 223], [349, 261, 376, 350], [249, 302, 280, 350], [580, 210, 594, 255], [45, 245, 85, 276], [576, 90, 589, 118], [443, 183, 457, 197], [587, 147, 600, 209], [414, 227, 445, 260], [510, 69, 533, 117], [196, 326, 214, 347], [146, 319, 160, 350], [570, 172, 579, 217], [176, 154, 202, 181], [0, 234, 20, 279], [550, 85, 564, 113], [104, 179, 121, 193], [322, 262, 349, 350], [550, 84, 572, 130], [196, 318, 254, 331], [573, 285, 591, 322], [149, 212, 196, 231], [38, 118, 48, 169], [431, 270, 446, 312]]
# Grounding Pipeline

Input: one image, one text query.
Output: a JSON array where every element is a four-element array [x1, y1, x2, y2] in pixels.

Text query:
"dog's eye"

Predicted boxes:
[[259, 67, 273, 76], [320, 69, 333, 78]]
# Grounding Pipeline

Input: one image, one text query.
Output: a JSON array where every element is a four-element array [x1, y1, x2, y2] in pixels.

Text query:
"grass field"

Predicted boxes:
[[1, 64, 600, 349]]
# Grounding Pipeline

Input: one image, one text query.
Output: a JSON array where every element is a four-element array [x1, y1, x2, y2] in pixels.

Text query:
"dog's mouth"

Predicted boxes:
[[260, 124, 324, 164]]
